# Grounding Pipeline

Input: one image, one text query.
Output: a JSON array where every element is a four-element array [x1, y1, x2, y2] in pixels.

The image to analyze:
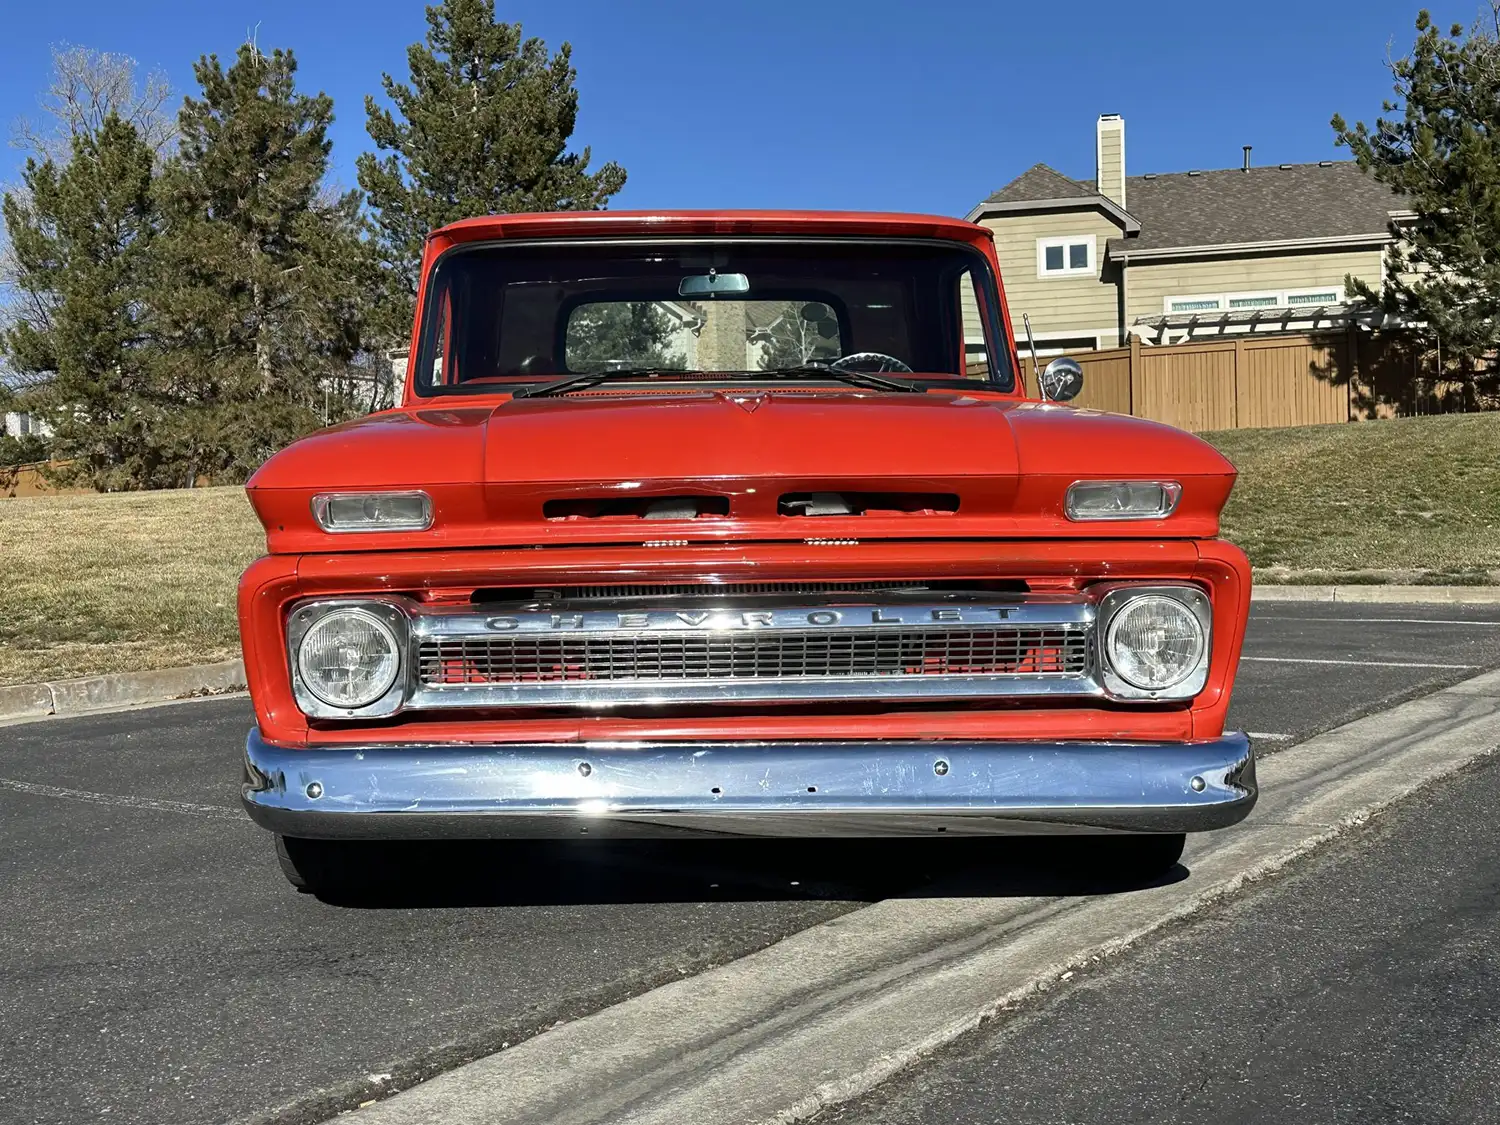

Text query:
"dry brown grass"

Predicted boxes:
[[0, 487, 263, 685], [1206, 413, 1500, 581]]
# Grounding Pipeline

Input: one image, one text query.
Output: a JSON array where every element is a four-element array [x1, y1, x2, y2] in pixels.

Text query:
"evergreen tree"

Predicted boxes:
[[359, 0, 627, 337], [566, 301, 679, 371], [1, 114, 169, 488], [1334, 5, 1500, 375], [154, 44, 369, 481]]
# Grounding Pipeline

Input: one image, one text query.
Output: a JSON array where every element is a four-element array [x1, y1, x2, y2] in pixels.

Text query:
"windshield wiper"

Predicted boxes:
[[514, 368, 680, 399], [516, 364, 920, 400], [751, 365, 921, 393]]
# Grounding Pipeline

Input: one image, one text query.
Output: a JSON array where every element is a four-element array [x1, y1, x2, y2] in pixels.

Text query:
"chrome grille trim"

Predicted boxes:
[[418, 626, 1089, 685], [401, 595, 1100, 709]]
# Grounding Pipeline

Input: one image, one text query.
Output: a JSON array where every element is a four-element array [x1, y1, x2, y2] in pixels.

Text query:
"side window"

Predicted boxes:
[[431, 284, 452, 384], [958, 268, 990, 380]]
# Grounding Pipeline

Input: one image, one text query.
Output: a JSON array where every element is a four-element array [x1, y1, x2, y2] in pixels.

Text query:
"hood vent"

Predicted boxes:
[[470, 579, 1028, 603], [779, 491, 959, 517], [544, 495, 730, 521]]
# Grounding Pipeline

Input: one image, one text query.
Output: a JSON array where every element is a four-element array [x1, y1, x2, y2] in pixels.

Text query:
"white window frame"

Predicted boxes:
[[1282, 285, 1346, 307], [1224, 290, 1282, 310], [1027, 334, 1100, 358], [1036, 235, 1096, 279], [1164, 293, 1224, 314], [1164, 285, 1349, 315]]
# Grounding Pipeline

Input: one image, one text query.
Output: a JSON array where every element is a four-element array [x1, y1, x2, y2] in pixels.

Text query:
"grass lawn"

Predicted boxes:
[[2, 412, 1498, 686], [1206, 412, 1500, 583], [0, 487, 263, 686]]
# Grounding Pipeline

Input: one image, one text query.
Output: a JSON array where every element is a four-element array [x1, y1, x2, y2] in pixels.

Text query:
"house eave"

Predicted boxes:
[[1109, 232, 1394, 264], [966, 195, 1141, 235]]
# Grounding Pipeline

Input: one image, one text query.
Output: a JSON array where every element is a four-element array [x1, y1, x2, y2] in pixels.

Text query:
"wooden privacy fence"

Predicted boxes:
[[1063, 331, 1424, 431]]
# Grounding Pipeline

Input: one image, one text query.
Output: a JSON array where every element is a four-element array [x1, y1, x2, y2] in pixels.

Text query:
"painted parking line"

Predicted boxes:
[[1250, 616, 1500, 627], [1240, 657, 1479, 670], [1246, 732, 1292, 741], [0, 777, 243, 820]]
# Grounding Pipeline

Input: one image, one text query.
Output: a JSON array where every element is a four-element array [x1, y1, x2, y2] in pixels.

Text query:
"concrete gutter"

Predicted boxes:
[[1254, 584, 1500, 605], [0, 659, 245, 724], [344, 671, 1500, 1125]]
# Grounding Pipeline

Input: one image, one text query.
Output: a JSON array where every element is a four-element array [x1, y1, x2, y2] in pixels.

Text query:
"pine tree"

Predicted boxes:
[[1334, 5, 1500, 378], [359, 0, 627, 337], [1, 114, 170, 488], [566, 301, 679, 371], [154, 44, 370, 482]]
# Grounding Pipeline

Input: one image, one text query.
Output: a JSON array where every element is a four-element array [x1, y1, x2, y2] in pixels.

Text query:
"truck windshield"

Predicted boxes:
[[413, 238, 1012, 395]]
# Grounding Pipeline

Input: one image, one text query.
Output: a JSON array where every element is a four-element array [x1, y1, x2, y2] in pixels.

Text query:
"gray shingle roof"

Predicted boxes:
[[984, 163, 1099, 203], [977, 160, 1406, 258]]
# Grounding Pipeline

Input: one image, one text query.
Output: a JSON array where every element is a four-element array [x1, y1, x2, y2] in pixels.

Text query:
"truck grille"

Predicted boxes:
[[417, 625, 1088, 685], [401, 594, 1100, 708]]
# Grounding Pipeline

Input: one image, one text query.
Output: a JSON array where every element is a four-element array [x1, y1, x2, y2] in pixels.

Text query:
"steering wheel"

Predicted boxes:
[[830, 352, 914, 375]]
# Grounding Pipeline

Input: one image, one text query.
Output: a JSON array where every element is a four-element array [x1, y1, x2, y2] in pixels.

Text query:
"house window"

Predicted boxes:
[[1025, 335, 1100, 358], [1285, 288, 1343, 306], [1164, 286, 1349, 315], [1036, 235, 1096, 278], [1168, 296, 1222, 313]]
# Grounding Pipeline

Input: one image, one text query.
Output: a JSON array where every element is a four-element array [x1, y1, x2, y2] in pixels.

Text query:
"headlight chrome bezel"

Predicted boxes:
[[1065, 480, 1183, 522], [287, 599, 411, 718], [311, 490, 433, 533], [1094, 584, 1212, 700]]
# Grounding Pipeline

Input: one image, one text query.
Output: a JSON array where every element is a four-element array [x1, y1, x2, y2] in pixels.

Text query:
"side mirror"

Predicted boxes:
[[1039, 356, 1084, 403]]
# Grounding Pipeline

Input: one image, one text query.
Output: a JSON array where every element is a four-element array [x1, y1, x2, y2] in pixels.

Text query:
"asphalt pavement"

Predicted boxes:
[[2, 601, 1500, 1125], [825, 735, 1500, 1125]]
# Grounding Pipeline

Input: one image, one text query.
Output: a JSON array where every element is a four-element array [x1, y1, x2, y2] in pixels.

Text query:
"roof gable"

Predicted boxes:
[[967, 163, 1138, 233]]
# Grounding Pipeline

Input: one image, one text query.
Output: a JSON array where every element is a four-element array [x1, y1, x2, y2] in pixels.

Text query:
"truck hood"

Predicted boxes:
[[246, 389, 1236, 552]]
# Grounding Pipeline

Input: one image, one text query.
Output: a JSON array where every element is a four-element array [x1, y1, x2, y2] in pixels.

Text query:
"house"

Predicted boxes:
[[967, 114, 1409, 354]]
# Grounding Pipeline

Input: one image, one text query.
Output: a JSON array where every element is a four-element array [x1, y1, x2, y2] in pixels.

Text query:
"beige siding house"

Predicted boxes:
[[969, 115, 1407, 353]]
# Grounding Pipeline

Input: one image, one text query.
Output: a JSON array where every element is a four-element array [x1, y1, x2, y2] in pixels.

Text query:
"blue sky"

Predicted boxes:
[[0, 0, 1477, 215]]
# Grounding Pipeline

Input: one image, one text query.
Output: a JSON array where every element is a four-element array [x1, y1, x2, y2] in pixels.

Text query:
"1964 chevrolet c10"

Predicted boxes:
[[237, 210, 1256, 893]]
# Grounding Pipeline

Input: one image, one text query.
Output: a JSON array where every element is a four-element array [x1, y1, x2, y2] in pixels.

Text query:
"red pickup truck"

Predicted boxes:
[[237, 210, 1255, 894]]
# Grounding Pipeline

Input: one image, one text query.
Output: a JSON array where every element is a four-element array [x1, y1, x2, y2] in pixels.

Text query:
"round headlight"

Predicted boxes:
[[296, 608, 400, 709], [1105, 595, 1205, 691]]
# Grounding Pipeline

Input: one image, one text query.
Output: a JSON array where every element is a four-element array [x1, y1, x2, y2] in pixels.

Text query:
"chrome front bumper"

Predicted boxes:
[[241, 729, 1256, 839]]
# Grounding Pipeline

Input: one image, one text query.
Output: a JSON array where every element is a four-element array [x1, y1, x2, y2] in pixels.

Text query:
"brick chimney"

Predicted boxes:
[[1096, 114, 1125, 209]]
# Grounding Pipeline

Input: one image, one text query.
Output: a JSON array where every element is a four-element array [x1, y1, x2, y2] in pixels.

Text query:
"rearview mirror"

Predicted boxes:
[[678, 271, 750, 297], [1039, 356, 1084, 402]]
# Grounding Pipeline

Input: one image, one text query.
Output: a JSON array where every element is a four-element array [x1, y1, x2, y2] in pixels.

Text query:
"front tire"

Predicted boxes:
[[1097, 832, 1186, 881], [274, 835, 357, 895]]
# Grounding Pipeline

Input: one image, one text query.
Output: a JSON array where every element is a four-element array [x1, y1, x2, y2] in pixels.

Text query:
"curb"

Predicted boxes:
[[0, 659, 246, 723], [1253, 584, 1500, 605]]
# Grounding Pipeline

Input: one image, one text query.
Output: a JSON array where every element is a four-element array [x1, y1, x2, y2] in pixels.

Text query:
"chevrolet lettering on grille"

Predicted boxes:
[[479, 605, 1020, 632]]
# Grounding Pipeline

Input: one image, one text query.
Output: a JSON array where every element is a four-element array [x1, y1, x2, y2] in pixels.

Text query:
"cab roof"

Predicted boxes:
[[431, 209, 992, 248]]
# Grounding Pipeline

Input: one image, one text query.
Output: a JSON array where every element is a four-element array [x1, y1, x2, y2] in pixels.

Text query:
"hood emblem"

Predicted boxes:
[[729, 393, 766, 414]]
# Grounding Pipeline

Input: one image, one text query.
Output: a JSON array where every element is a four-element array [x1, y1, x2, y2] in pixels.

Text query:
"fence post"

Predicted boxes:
[[1233, 337, 1246, 428], [1127, 333, 1140, 417]]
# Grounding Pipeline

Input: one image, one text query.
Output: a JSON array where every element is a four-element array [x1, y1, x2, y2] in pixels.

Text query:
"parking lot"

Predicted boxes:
[[3, 601, 1500, 1125]]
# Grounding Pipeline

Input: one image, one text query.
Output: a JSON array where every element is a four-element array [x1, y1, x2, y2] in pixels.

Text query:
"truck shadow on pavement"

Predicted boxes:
[[308, 837, 1189, 908]]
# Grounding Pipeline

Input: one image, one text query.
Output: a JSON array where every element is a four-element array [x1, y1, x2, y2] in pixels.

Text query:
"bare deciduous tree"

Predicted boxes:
[[10, 43, 176, 163], [3, 45, 174, 391]]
